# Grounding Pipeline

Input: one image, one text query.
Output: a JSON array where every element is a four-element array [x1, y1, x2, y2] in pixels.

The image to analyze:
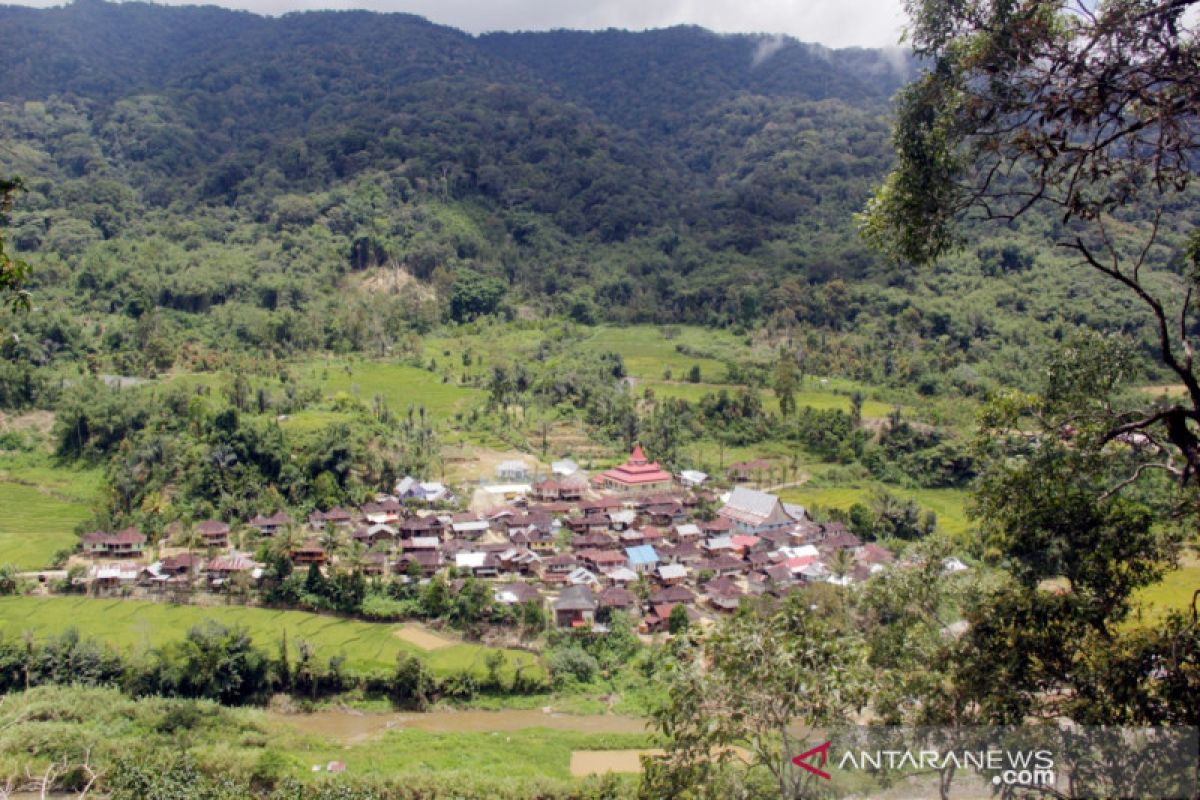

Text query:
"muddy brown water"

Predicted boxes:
[[268, 708, 649, 744]]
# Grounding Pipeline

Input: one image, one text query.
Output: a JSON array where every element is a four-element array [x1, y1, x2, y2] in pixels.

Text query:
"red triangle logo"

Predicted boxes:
[[792, 740, 833, 780]]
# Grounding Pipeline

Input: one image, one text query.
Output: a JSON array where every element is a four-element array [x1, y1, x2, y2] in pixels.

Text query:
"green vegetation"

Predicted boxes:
[[1133, 551, 1200, 626], [297, 359, 482, 417], [0, 450, 100, 569], [0, 3, 1197, 797], [0, 482, 90, 568], [779, 482, 971, 538], [0, 685, 645, 798], [275, 726, 649, 783], [0, 596, 541, 680]]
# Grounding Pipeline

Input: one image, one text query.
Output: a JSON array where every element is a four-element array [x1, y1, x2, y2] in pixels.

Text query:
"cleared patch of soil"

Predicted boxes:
[[393, 624, 453, 651], [570, 746, 750, 777], [441, 445, 545, 485], [570, 749, 663, 776], [355, 265, 437, 301], [0, 410, 55, 435]]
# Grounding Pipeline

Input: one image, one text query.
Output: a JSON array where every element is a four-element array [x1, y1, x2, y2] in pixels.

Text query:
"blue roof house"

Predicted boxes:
[[625, 544, 660, 574]]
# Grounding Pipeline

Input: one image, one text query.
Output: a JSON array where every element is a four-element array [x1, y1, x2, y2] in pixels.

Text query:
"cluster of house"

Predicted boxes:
[[77, 446, 965, 632]]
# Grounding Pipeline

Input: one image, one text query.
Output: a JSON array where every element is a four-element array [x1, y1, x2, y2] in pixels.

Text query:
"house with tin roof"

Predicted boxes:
[[717, 488, 804, 535]]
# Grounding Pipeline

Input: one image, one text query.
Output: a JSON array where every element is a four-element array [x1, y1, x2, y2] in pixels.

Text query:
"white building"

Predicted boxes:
[[496, 460, 531, 482]]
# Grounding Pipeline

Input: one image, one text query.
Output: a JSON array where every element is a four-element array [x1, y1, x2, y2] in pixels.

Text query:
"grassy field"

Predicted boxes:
[[270, 726, 651, 782], [274, 409, 356, 435], [0, 451, 101, 570], [583, 326, 737, 383], [779, 482, 973, 538], [1132, 550, 1200, 625], [0, 596, 543, 679], [296, 359, 483, 417]]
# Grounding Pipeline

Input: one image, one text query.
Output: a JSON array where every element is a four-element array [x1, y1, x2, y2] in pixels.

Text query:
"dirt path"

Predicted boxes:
[[761, 475, 811, 493]]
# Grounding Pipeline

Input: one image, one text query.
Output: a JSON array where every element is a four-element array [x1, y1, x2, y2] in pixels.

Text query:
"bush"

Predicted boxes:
[[141, 622, 271, 705], [390, 653, 434, 710], [360, 591, 417, 621], [546, 646, 599, 688], [0, 564, 22, 595]]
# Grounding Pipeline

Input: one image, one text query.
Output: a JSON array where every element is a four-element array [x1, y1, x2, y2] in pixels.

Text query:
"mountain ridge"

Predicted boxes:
[[2, 0, 1173, 397]]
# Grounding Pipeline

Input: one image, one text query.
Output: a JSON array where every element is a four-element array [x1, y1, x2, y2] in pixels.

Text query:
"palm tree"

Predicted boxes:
[[828, 549, 854, 585], [319, 526, 340, 556], [272, 523, 301, 560], [827, 549, 856, 621], [343, 540, 366, 573]]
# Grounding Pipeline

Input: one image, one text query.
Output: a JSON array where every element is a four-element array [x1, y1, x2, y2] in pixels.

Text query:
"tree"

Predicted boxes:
[[0, 177, 30, 316], [150, 623, 270, 705], [275, 630, 291, 691], [421, 574, 451, 618], [449, 270, 506, 322], [449, 576, 493, 631], [773, 351, 800, 418], [827, 548, 854, 584], [303, 561, 326, 598], [955, 367, 1194, 727], [862, 0, 1200, 491], [667, 603, 690, 635], [391, 653, 434, 710], [855, 536, 972, 728], [519, 598, 546, 637], [643, 596, 868, 800], [546, 645, 599, 687]]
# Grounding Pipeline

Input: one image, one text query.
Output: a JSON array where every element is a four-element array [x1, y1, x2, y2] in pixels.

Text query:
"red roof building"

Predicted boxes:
[[595, 445, 674, 493]]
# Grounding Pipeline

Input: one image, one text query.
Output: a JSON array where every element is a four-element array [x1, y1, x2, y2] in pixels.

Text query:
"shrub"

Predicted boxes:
[[546, 646, 599, 688]]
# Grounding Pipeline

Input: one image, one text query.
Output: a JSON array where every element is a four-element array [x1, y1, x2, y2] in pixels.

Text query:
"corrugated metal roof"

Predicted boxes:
[[625, 545, 660, 565]]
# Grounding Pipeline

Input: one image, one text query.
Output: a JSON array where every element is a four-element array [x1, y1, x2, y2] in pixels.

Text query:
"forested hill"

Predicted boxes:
[[0, 0, 1179, 393], [0, 0, 910, 307], [476, 28, 909, 134]]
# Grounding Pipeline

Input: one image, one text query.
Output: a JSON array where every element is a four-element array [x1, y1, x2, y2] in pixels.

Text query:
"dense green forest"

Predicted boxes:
[[0, 0, 1193, 401]]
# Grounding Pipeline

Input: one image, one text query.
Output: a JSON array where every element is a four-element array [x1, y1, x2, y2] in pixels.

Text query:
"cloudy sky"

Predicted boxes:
[[20, 0, 911, 48]]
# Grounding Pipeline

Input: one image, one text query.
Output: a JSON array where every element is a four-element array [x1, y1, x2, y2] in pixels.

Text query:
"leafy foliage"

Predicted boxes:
[[644, 596, 868, 800]]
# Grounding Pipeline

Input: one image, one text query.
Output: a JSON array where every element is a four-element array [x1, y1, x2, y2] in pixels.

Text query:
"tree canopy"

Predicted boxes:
[[864, 0, 1200, 491]]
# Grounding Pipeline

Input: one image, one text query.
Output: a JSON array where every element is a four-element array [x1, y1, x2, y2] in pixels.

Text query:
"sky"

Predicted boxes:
[[17, 0, 912, 48]]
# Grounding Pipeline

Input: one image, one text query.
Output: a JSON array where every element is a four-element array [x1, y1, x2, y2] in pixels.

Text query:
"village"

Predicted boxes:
[[67, 445, 966, 634]]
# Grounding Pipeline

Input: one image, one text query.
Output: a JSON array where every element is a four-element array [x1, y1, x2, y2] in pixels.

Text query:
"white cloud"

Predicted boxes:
[[16, 0, 909, 48]]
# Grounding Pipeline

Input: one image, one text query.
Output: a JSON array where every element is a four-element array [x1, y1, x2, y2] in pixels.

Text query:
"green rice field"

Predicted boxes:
[[0, 596, 543, 679], [0, 453, 101, 569]]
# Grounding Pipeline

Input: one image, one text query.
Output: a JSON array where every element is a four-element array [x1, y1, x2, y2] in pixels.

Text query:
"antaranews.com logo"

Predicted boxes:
[[793, 739, 1056, 788], [789, 726, 1197, 799]]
